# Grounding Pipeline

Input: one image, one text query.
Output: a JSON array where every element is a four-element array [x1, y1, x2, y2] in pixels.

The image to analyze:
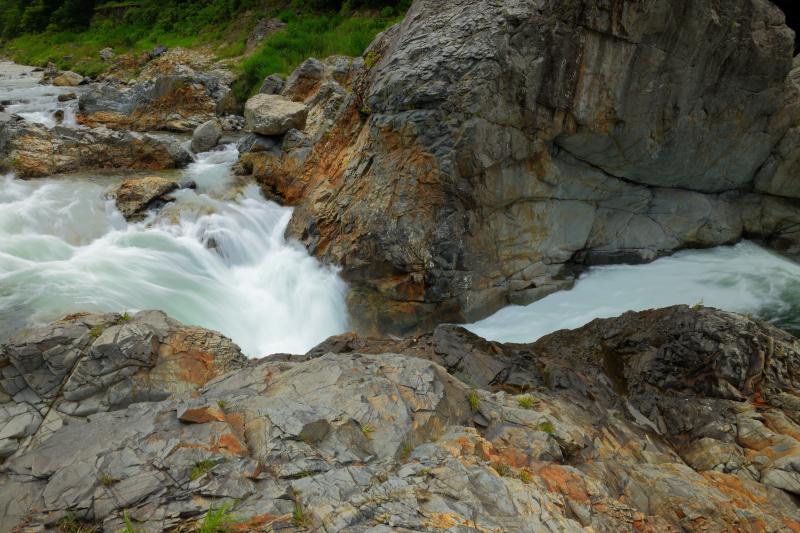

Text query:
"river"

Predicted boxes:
[[2, 61, 799, 357]]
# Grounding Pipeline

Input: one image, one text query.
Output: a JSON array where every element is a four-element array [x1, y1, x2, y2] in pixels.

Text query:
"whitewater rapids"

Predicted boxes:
[[0, 150, 350, 356]]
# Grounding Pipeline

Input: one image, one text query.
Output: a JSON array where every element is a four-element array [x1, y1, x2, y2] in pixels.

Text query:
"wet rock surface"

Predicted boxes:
[[2, 305, 799, 532], [234, 0, 800, 335], [0, 114, 188, 177], [113, 175, 180, 219]]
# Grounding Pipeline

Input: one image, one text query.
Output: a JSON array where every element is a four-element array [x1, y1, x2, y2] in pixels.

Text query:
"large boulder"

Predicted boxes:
[[78, 48, 235, 132], [236, 0, 800, 335], [114, 176, 179, 219], [0, 115, 189, 177], [2, 306, 800, 531], [244, 93, 308, 135], [190, 118, 222, 153], [51, 70, 84, 87]]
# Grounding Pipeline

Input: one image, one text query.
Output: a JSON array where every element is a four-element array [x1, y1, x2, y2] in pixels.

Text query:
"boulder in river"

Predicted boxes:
[[244, 93, 307, 136], [1, 305, 799, 531], [190, 118, 222, 153], [114, 175, 179, 219], [51, 70, 84, 87]]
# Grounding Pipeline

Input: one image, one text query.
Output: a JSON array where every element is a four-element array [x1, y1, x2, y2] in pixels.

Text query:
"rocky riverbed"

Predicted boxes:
[[3, 0, 800, 531], [1, 305, 800, 531]]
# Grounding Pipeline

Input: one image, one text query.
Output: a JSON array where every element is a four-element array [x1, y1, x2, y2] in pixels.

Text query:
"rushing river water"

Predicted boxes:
[[2, 61, 800, 357], [468, 241, 800, 343], [0, 162, 350, 356]]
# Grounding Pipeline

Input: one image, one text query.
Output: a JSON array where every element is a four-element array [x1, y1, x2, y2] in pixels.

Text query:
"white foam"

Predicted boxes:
[[0, 159, 350, 356], [466, 241, 800, 343]]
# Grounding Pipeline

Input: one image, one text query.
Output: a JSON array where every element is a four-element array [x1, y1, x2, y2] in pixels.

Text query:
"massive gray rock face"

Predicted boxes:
[[238, 0, 800, 335], [2, 306, 800, 531]]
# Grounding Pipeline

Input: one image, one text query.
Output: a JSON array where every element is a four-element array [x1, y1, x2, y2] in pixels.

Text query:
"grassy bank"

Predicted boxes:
[[0, 0, 406, 96]]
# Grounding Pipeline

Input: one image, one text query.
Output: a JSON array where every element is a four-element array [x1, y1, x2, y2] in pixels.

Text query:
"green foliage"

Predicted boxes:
[[234, 9, 401, 100], [117, 311, 131, 324], [517, 395, 537, 409], [0, 0, 406, 86], [190, 459, 216, 481], [121, 509, 142, 533], [99, 472, 119, 487], [361, 423, 376, 438], [89, 325, 104, 339], [468, 390, 480, 412], [292, 490, 310, 528], [197, 502, 240, 533], [537, 421, 556, 435], [56, 514, 98, 533], [398, 441, 413, 461]]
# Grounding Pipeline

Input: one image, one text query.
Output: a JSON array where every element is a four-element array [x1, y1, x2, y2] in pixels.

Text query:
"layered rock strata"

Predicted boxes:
[[1, 306, 799, 531]]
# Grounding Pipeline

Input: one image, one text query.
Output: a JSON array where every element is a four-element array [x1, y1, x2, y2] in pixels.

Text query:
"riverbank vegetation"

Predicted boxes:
[[0, 0, 407, 93]]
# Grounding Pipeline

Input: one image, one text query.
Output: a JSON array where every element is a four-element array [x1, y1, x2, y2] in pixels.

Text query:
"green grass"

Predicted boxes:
[[99, 472, 118, 487], [121, 509, 142, 533], [190, 459, 216, 481], [537, 421, 556, 435], [468, 390, 480, 412], [234, 9, 402, 100], [0, 2, 405, 103], [517, 395, 537, 409], [89, 325, 104, 339], [197, 502, 241, 533], [56, 514, 98, 533]]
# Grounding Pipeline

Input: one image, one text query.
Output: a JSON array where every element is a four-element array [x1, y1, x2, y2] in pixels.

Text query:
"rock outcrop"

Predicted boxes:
[[237, 0, 800, 335], [114, 176, 180, 219], [2, 306, 800, 531], [78, 48, 237, 133], [0, 113, 190, 177]]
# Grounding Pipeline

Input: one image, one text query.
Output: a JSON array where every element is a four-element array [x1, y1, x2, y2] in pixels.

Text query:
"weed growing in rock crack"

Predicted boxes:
[[121, 509, 142, 533], [292, 489, 310, 528], [117, 311, 131, 324], [56, 514, 98, 533], [468, 390, 480, 412], [398, 441, 414, 461], [493, 462, 513, 477], [518, 470, 532, 483], [89, 325, 104, 339], [692, 299, 705, 311], [190, 459, 216, 481], [99, 472, 118, 487], [537, 421, 556, 434], [285, 470, 315, 480], [217, 400, 227, 410], [517, 395, 537, 409], [361, 424, 376, 438], [197, 502, 240, 533]]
